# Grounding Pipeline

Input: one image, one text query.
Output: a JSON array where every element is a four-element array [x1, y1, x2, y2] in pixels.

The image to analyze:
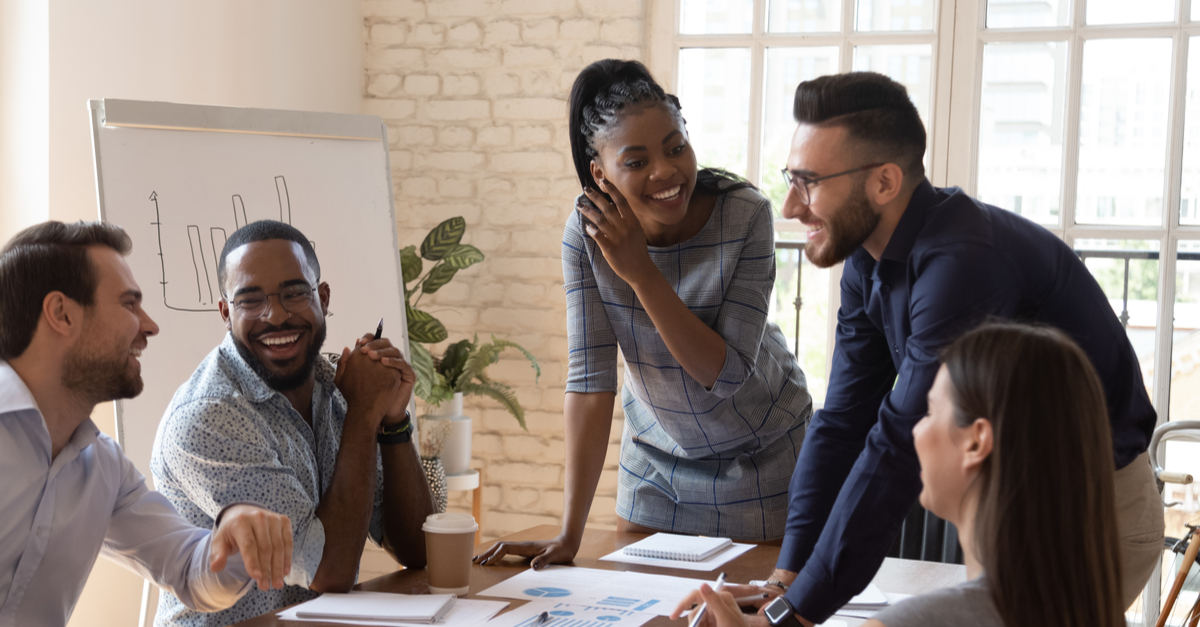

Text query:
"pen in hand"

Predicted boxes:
[[374, 318, 383, 340], [687, 572, 726, 627]]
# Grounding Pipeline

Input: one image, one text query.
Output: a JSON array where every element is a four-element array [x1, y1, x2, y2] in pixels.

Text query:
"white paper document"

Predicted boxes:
[[599, 542, 757, 571], [278, 595, 509, 627], [477, 566, 712, 616], [833, 592, 911, 619], [482, 600, 655, 627]]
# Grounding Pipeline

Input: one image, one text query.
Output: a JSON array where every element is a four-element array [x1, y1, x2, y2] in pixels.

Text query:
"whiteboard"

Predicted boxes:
[[90, 99, 408, 482]]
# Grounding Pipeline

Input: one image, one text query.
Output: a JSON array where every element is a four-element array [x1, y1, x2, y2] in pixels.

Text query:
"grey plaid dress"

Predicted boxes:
[[562, 185, 812, 541]]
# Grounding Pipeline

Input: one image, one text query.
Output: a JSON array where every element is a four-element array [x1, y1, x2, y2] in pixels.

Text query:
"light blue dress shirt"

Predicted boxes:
[[0, 361, 252, 627], [152, 333, 386, 627]]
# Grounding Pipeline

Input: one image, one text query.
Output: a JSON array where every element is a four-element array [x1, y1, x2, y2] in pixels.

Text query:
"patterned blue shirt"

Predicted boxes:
[[151, 334, 385, 627], [562, 184, 812, 541]]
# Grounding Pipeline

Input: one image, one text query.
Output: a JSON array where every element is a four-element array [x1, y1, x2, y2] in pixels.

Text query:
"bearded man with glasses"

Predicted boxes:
[[151, 220, 435, 627], [714, 72, 1163, 627]]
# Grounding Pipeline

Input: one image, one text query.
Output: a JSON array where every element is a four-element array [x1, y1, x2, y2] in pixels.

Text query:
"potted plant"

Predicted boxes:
[[402, 217, 540, 479]]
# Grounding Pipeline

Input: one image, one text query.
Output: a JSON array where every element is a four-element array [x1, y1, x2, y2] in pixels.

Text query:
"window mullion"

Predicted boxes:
[[1059, 32, 1085, 237], [748, 38, 765, 186], [1167, 34, 1190, 233]]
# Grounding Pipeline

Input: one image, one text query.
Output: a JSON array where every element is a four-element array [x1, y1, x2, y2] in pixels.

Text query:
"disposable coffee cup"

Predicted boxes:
[[423, 512, 478, 595]]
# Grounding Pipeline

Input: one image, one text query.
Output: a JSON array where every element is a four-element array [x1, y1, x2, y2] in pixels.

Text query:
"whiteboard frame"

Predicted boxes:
[[88, 98, 408, 451]]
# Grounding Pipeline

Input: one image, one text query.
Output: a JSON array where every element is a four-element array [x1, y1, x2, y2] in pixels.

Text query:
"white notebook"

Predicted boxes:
[[293, 591, 457, 623], [622, 533, 733, 562]]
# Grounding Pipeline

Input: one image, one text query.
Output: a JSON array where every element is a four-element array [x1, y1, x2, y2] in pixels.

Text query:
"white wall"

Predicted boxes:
[[0, 1, 365, 624]]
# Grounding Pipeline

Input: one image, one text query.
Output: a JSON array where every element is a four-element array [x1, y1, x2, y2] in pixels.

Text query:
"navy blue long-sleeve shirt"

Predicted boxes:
[[778, 180, 1157, 622]]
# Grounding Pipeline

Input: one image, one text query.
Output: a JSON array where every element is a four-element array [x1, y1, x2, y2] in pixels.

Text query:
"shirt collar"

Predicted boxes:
[[0, 360, 39, 414], [880, 178, 937, 264], [217, 332, 336, 403]]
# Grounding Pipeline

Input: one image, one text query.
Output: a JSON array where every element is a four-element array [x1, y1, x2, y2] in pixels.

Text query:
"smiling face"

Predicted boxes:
[[781, 123, 882, 268], [61, 246, 159, 403], [589, 103, 701, 243], [219, 239, 329, 392]]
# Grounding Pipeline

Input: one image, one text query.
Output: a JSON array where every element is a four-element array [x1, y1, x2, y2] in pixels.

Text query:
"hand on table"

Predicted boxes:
[[576, 186, 656, 286], [211, 504, 294, 591], [472, 534, 579, 570]]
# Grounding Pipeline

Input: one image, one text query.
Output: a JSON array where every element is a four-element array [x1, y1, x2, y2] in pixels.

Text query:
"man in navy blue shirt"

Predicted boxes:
[[756, 72, 1162, 625]]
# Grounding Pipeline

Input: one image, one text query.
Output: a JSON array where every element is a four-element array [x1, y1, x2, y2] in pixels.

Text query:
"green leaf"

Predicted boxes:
[[400, 245, 422, 284], [409, 342, 435, 402], [406, 303, 447, 343], [422, 263, 458, 294], [458, 380, 526, 430], [441, 244, 484, 269], [491, 336, 541, 384], [421, 217, 465, 261]]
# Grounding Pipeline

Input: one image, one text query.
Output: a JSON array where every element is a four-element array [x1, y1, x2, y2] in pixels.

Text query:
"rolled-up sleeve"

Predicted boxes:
[[99, 454, 252, 612], [563, 208, 619, 394], [706, 199, 776, 398], [157, 399, 325, 588]]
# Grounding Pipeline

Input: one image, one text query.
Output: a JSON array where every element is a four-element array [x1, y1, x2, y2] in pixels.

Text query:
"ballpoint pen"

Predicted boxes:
[[687, 572, 726, 627]]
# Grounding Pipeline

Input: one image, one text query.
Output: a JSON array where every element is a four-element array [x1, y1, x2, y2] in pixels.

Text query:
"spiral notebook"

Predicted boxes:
[[622, 533, 733, 562], [292, 591, 457, 623]]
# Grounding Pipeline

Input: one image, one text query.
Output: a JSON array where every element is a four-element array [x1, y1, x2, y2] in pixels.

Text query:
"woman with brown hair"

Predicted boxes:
[[682, 321, 1125, 626]]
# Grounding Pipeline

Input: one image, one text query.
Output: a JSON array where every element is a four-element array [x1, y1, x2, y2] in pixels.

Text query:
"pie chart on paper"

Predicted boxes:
[[524, 587, 571, 598]]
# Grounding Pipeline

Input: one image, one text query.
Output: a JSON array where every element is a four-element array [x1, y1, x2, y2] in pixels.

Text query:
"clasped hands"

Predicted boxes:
[[334, 333, 416, 429]]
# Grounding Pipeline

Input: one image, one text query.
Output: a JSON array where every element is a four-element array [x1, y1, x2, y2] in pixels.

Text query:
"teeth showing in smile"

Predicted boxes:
[[261, 334, 300, 346], [650, 185, 682, 201], [130, 348, 143, 357]]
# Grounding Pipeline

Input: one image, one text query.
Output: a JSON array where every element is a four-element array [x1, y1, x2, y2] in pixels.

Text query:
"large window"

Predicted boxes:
[[651, 0, 1200, 621]]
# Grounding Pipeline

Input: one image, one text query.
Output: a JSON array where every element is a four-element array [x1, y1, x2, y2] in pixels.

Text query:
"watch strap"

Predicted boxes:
[[377, 412, 413, 445]]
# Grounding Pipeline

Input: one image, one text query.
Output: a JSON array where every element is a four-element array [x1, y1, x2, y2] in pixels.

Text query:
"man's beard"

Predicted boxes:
[[805, 181, 881, 269], [233, 322, 327, 392], [62, 322, 143, 403]]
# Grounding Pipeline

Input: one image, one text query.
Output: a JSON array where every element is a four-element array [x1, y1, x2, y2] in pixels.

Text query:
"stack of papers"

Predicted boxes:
[[279, 592, 509, 626], [841, 583, 888, 610]]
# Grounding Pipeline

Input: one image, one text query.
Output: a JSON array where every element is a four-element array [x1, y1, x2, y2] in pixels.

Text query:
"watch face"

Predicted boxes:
[[763, 597, 792, 624]]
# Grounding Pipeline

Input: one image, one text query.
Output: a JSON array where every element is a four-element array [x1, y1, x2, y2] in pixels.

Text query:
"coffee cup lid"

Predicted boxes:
[[423, 512, 479, 533]]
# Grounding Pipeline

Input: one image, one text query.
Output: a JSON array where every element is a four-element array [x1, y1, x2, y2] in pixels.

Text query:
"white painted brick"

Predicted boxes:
[[490, 151, 565, 173], [448, 21, 483, 43], [367, 74, 404, 97], [374, 48, 426, 69], [521, 19, 559, 42], [476, 126, 514, 147], [560, 18, 600, 40], [541, 387, 567, 412], [477, 178, 516, 196], [515, 178, 551, 199], [415, 150, 487, 171], [504, 486, 541, 508], [472, 281, 506, 303], [578, 0, 642, 16], [432, 281, 472, 304], [396, 125, 436, 145], [511, 227, 564, 254], [429, 48, 500, 70], [389, 150, 414, 170], [411, 22, 446, 45], [480, 307, 566, 334], [485, 73, 522, 96], [484, 20, 521, 45], [428, 0, 497, 18], [579, 44, 638, 66], [435, 304, 480, 328], [370, 23, 409, 45], [401, 177, 438, 198], [539, 489, 564, 512], [546, 336, 570, 360], [364, 0, 425, 19], [443, 75, 481, 96], [502, 46, 556, 69], [591, 496, 618, 517], [506, 282, 547, 304], [475, 433, 503, 457], [514, 125, 553, 145], [438, 176, 476, 197], [365, 98, 418, 120], [438, 126, 475, 146], [517, 70, 559, 95], [421, 100, 491, 120], [551, 177, 583, 199], [489, 461, 561, 486], [489, 511, 561, 536], [408, 202, 483, 225], [484, 256, 563, 281], [601, 18, 640, 44], [500, 0, 576, 15], [405, 74, 440, 96]]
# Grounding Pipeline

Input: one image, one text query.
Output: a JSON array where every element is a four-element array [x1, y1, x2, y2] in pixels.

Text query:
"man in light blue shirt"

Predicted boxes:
[[152, 220, 435, 626], [0, 221, 295, 627]]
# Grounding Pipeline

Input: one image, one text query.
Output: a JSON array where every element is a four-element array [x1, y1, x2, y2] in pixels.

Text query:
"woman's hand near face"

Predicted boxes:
[[578, 186, 657, 287]]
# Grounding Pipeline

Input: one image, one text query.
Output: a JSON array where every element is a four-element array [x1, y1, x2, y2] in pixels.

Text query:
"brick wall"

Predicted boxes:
[[361, 0, 646, 560]]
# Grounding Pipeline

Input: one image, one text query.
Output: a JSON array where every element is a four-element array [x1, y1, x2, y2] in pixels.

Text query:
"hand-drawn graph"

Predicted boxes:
[[151, 175, 307, 312]]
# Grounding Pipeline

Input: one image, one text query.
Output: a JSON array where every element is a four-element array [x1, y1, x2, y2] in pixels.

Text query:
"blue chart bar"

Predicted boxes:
[[515, 603, 641, 627]]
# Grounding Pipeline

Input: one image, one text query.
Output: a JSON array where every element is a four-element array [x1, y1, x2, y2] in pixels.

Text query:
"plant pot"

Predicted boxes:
[[422, 392, 472, 476], [421, 456, 448, 513]]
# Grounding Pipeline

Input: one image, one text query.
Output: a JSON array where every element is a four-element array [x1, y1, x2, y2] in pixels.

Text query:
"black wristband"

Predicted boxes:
[[377, 412, 413, 445]]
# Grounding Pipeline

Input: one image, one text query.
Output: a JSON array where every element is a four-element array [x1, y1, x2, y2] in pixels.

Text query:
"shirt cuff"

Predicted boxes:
[[775, 534, 808, 573], [785, 567, 840, 625], [705, 343, 749, 398], [288, 514, 326, 588], [212, 501, 266, 529]]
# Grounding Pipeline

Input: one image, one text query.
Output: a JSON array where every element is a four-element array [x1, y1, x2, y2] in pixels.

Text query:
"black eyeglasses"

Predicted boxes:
[[230, 284, 316, 320], [781, 163, 885, 205]]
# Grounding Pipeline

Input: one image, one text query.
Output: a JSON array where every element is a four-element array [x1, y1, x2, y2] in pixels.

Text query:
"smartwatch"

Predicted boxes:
[[763, 596, 802, 627]]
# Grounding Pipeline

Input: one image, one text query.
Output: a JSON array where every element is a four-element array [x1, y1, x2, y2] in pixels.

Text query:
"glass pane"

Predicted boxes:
[[1182, 39, 1200, 226], [1087, 0, 1174, 25], [1076, 39, 1172, 226], [680, 0, 754, 34], [986, 0, 1069, 28], [1165, 240, 1200, 541], [977, 42, 1068, 227], [855, 0, 935, 31], [761, 47, 841, 213], [1076, 239, 1161, 395], [852, 45, 932, 124], [768, 0, 841, 32], [1194, 0, 1199, 21], [678, 48, 752, 176], [771, 245, 831, 406]]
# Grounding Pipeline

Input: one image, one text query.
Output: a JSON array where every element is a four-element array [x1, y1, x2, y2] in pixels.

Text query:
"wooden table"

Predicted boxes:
[[232, 525, 966, 626]]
